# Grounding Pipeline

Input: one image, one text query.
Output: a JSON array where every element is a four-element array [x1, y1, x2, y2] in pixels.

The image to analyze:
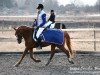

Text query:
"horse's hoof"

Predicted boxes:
[[14, 64, 19, 67], [69, 60, 74, 64], [36, 60, 41, 63], [45, 63, 49, 66]]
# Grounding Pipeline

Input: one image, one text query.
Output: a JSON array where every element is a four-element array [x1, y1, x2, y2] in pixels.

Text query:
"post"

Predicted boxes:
[[2, 20, 4, 34], [93, 24, 96, 51]]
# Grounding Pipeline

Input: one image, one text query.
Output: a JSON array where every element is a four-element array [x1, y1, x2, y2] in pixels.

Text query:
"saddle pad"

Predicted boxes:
[[41, 29, 64, 45]]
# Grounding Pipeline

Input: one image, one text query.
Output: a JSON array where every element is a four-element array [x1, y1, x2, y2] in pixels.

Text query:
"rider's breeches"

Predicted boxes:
[[43, 21, 52, 27], [36, 28, 44, 39], [36, 21, 53, 39], [50, 23, 55, 28]]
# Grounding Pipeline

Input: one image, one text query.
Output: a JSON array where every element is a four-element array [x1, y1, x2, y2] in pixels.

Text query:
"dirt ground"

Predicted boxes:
[[0, 53, 100, 75]]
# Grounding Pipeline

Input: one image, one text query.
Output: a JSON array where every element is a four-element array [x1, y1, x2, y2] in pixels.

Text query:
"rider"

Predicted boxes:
[[48, 10, 55, 28], [34, 4, 46, 49], [35, 10, 55, 39], [34, 4, 55, 49]]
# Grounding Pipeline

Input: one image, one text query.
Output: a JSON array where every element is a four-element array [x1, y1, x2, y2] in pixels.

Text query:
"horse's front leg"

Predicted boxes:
[[46, 45, 56, 66], [29, 48, 41, 62], [14, 48, 28, 67]]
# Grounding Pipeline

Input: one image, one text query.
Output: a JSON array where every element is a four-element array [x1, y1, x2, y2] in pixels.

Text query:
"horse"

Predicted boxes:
[[55, 23, 66, 29], [13, 26, 74, 67]]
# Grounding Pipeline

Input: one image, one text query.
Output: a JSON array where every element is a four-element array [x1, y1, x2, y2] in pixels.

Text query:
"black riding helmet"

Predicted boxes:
[[51, 10, 54, 12], [37, 4, 44, 9]]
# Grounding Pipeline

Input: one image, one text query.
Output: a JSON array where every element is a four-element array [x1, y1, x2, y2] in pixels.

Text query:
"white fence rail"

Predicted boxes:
[[0, 28, 100, 52], [62, 28, 100, 51]]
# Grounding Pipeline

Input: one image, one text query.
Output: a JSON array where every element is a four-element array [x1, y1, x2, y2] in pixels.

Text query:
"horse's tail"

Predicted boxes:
[[64, 31, 73, 55]]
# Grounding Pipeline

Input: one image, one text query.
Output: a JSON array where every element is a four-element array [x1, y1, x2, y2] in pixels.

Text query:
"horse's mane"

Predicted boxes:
[[17, 26, 33, 30]]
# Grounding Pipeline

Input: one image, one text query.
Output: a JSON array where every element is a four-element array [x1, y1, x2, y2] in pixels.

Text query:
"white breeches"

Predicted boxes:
[[36, 28, 44, 39], [50, 23, 55, 28], [36, 21, 55, 39], [43, 21, 52, 27]]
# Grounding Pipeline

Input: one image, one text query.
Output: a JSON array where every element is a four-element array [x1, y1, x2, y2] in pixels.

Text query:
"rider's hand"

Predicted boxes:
[[33, 26, 37, 29]]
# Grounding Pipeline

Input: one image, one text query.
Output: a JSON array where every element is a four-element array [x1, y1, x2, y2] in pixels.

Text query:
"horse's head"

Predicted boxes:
[[14, 26, 34, 44], [14, 27, 23, 44]]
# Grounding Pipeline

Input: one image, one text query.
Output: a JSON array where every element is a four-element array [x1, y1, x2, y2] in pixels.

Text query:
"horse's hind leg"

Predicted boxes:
[[46, 45, 56, 66], [14, 48, 28, 67], [29, 48, 41, 62], [57, 45, 74, 64], [65, 32, 73, 55]]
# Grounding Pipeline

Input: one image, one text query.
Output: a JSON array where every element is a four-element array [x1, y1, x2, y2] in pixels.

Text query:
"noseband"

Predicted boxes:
[[16, 34, 23, 44]]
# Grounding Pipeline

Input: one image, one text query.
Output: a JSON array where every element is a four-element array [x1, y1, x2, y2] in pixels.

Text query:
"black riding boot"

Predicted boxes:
[[36, 37, 42, 49]]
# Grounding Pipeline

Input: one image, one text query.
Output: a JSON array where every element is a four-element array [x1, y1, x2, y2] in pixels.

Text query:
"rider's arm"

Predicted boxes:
[[39, 14, 46, 27], [33, 19, 37, 27]]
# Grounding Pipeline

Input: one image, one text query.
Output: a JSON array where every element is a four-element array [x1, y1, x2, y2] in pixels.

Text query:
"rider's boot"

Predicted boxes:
[[36, 37, 42, 50]]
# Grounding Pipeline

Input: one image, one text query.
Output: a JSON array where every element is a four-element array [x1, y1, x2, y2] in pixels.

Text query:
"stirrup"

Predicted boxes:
[[34, 38, 37, 41], [36, 46, 42, 50]]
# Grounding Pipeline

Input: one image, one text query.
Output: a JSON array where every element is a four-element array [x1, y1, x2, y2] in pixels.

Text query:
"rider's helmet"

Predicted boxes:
[[51, 10, 54, 12], [37, 4, 44, 9]]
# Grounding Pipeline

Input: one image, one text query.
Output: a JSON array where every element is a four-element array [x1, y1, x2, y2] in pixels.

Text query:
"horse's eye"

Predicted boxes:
[[15, 34, 19, 38], [15, 34, 17, 37], [15, 34, 16, 36]]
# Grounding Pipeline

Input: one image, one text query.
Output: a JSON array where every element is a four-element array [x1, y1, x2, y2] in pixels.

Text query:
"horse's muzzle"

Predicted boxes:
[[17, 38, 22, 44]]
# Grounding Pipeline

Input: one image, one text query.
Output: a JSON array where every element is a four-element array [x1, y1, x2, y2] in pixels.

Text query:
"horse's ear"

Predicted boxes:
[[13, 28, 17, 31]]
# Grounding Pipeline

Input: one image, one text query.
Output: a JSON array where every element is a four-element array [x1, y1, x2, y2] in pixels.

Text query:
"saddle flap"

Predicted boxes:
[[41, 29, 64, 45]]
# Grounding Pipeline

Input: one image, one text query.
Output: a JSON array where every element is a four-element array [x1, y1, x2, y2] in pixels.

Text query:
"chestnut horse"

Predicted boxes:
[[14, 26, 74, 67]]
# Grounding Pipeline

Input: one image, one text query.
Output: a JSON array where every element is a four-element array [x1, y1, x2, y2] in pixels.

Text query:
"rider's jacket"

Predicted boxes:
[[48, 13, 55, 23], [37, 10, 46, 27]]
